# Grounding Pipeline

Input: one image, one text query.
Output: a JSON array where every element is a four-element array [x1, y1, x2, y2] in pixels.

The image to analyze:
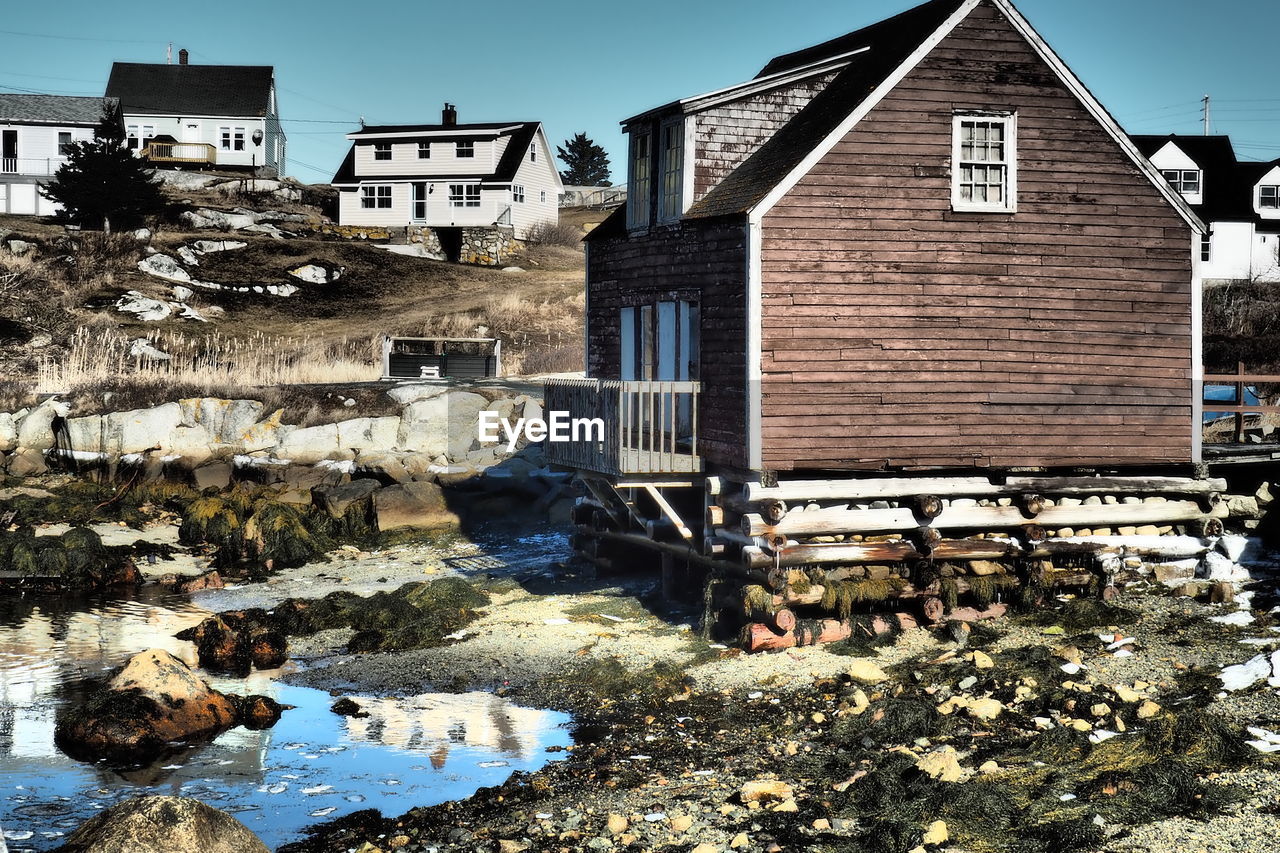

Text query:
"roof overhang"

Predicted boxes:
[[346, 125, 524, 141]]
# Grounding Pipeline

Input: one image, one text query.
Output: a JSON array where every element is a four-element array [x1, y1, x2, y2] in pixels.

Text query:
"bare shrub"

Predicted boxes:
[[515, 339, 585, 376], [0, 378, 37, 412], [523, 221, 583, 247]]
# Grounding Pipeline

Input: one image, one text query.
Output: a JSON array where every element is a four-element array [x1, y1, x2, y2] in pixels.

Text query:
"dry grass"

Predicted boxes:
[[524, 220, 584, 247], [36, 327, 380, 394]]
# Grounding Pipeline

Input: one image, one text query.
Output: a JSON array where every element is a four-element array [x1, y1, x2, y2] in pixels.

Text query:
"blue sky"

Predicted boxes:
[[2, 0, 1278, 184]]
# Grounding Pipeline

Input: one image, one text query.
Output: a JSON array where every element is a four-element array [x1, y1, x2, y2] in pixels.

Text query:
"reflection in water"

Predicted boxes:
[[0, 590, 571, 851]]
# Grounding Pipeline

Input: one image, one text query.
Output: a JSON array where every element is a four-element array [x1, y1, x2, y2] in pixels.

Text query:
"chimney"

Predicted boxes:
[[442, 103, 457, 127], [178, 49, 189, 65]]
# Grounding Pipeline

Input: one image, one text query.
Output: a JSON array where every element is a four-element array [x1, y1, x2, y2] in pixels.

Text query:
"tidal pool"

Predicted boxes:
[[0, 589, 571, 850]]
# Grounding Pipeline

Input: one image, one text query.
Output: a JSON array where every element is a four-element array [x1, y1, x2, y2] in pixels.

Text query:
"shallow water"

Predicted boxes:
[[0, 587, 571, 850]]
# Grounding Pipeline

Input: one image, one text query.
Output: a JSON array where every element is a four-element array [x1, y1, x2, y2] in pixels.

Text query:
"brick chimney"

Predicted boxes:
[[179, 48, 189, 65], [442, 103, 457, 127]]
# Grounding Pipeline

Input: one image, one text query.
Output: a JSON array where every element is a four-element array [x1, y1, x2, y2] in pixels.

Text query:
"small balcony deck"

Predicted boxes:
[[543, 378, 702, 476], [142, 142, 217, 167], [1, 157, 67, 177]]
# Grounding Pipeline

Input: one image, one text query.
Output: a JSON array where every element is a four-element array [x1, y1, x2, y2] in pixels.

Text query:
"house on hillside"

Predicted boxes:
[[330, 104, 562, 257], [1132, 134, 1280, 284], [0, 94, 114, 216], [105, 49, 286, 175], [544, 0, 1213, 594]]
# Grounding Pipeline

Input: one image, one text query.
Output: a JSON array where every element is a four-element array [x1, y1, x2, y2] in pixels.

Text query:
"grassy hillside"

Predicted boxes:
[[0, 175, 593, 398]]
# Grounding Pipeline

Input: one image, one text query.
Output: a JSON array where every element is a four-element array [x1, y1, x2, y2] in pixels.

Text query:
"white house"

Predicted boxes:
[[105, 50, 285, 176], [1133, 134, 1280, 284], [331, 104, 562, 241], [0, 94, 112, 216]]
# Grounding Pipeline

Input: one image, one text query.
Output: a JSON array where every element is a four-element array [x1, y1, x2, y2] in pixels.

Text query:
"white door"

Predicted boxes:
[[181, 122, 200, 143]]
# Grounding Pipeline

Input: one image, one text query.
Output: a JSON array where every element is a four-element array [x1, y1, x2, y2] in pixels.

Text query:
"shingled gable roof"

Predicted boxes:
[[106, 62, 274, 118], [330, 122, 542, 185], [680, 0, 1201, 231], [1130, 134, 1277, 227], [0, 94, 116, 125]]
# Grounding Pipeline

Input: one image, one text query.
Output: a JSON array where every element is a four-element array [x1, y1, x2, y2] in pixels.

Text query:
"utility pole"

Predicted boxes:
[[1203, 94, 1211, 136]]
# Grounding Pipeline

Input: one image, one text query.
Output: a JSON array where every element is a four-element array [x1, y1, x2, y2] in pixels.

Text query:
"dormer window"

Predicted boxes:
[[657, 119, 684, 223], [1162, 169, 1201, 195], [373, 142, 392, 161], [456, 140, 474, 158], [952, 113, 1016, 212], [627, 130, 651, 230], [1261, 185, 1279, 209]]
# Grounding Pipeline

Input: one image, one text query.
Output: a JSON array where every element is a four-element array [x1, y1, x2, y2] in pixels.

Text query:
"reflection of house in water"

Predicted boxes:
[[341, 692, 557, 765]]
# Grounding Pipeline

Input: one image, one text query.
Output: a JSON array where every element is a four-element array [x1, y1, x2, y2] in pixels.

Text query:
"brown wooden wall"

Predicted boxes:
[[693, 71, 839, 204], [587, 219, 749, 468], [759, 1, 1195, 471]]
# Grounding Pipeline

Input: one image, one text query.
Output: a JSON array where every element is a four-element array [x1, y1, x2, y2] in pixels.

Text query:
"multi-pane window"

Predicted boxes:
[[627, 131, 651, 230], [219, 126, 245, 151], [456, 140, 474, 158], [658, 121, 684, 222], [373, 142, 392, 161], [512, 185, 525, 203], [540, 190, 546, 203], [953, 114, 1015, 211], [412, 183, 427, 220], [126, 125, 139, 150], [1201, 234, 1212, 262], [360, 184, 392, 209], [57, 132, 72, 156], [1261, 185, 1280, 209], [418, 142, 431, 159], [128, 125, 155, 150], [449, 183, 481, 207], [1162, 169, 1201, 195], [529, 143, 536, 162]]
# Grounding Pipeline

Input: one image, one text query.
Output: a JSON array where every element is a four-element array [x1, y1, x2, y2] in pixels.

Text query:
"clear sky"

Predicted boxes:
[[2, 0, 1278, 185]]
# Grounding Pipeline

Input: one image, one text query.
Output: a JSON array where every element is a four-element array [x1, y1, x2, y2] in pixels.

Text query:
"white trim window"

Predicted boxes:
[[126, 124, 139, 150], [952, 113, 1016, 212], [658, 119, 684, 222], [1162, 169, 1201, 195], [456, 140, 474, 158], [219, 126, 246, 152], [373, 142, 392, 161], [540, 190, 546, 203], [361, 184, 392, 209], [449, 183, 481, 207], [412, 183, 427, 220], [1200, 233, 1212, 262], [418, 141, 431, 159], [1261, 185, 1280, 209], [57, 132, 73, 156], [529, 142, 536, 162], [627, 130, 652, 230], [512, 185, 525, 203]]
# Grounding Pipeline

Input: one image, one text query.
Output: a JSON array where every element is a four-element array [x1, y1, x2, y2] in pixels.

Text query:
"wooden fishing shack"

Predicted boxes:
[[544, 0, 1225, 648]]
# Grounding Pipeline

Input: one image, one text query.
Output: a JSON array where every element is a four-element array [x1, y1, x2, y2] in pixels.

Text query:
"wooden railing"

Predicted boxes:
[[1203, 362, 1280, 443], [142, 142, 217, 166], [0, 156, 68, 176], [543, 378, 702, 475]]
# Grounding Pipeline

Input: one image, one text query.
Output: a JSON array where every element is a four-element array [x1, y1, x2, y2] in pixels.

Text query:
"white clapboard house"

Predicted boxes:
[[105, 49, 286, 175], [330, 104, 562, 240], [1133, 134, 1280, 284], [0, 94, 113, 216]]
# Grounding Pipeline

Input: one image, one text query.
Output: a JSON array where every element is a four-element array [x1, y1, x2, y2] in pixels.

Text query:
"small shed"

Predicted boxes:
[[380, 336, 501, 380]]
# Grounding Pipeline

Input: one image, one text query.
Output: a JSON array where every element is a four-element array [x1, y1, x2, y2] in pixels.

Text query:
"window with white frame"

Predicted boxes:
[[219, 126, 245, 151], [360, 184, 393, 209], [57, 132, 73, 156], [512, 185, 525, 203], [449, 183, 481, 207], [1261, 185, 1280, 209], [456, 140, 474, 158], [658, 120, 684, 222], [1162, 169, 1201, 195], [529, 142, 536, 162], [142, 125, 156, 147], [126, 125, 139, 150], [1200, 233, 1212, 262], [953, 114, 1015, 211], [418, 141, 431, 159], [373, 142, 392, 161], [540, 190, 546, 203], [627, 130, 652, 230]]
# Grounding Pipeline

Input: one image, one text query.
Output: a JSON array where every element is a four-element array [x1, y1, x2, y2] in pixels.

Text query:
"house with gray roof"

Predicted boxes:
[[0, 93, 114, 215], [105, 48, 285, 176]]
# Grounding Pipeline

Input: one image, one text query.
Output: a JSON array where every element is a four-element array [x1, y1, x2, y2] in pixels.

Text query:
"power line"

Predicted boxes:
[[0, 27, 155, 44]]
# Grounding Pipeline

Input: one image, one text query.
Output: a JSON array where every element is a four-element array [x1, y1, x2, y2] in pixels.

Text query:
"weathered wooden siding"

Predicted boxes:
[[759, 1, 1195, 471], [587, 220, 749, 468], [693, 70, 838, 204]]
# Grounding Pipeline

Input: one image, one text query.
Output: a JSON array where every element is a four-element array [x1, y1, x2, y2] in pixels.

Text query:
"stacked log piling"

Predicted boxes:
[[570, 473, 1232, 652]]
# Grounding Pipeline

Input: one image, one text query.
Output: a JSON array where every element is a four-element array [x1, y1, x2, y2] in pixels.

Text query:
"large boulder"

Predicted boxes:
[[336, 416, 400, 452], [0, 411, 17, 452], [446, 392, 491, 459], [54, 649, 249, 763], [274, 422, 340, 463], [241, 409, 288, 453], [57, 795, 270, 853], [312, 478, 381, 520], [373, 481, 461, 532], [137, 254, 193, 283], [66, 415, 104, 453], [387, 383, 449, 406], [115, 291, 174, 322], [397, 395, 450, 457], [17, 398, 70, 449], [180, 398, 266, 444], [103, 403, 184, 455], [6, 447, 48, 476], [176, 611, 288, 675]]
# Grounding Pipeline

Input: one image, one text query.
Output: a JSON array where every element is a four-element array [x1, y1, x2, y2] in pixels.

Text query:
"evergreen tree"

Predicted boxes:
[[557, 133, 611, 186], [41, 101, 166, 232]]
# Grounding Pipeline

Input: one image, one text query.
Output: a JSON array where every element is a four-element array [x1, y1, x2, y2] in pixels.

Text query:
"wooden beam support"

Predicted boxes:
[[743, 475, 1227, 503]]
